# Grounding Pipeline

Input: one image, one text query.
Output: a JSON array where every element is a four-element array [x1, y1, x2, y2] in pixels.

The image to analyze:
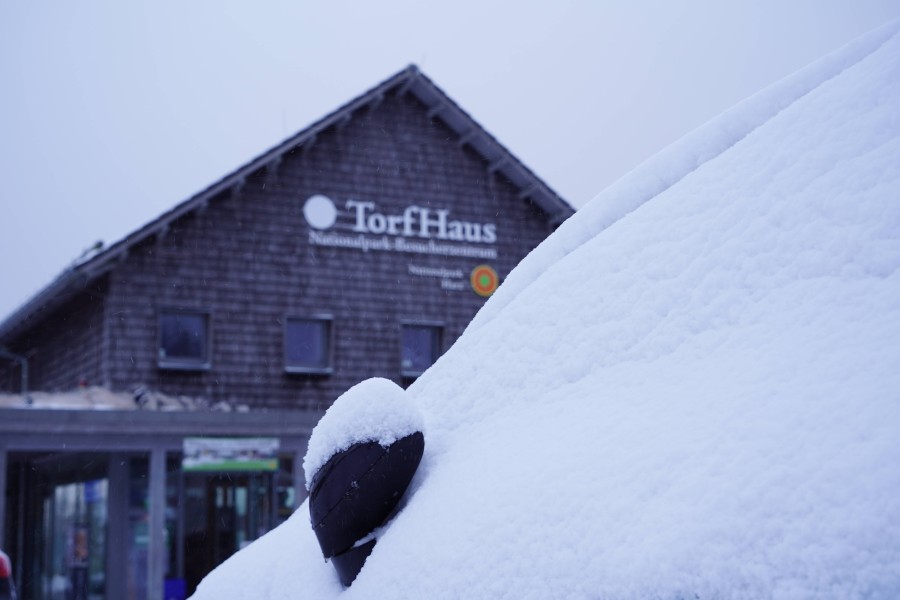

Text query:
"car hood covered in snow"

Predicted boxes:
[[192, 21, 900, 600]]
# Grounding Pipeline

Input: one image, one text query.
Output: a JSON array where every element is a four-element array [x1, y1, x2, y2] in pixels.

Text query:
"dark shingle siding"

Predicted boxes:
[[3, 92, 560, 409], [2, 278, 108, 392]]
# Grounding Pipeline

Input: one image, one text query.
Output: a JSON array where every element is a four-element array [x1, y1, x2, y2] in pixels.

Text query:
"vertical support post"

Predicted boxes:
[[106, 454, 129, 599], [0, 447, 7, 549], [0, 349, 28, 397], [176, 470, 185, 584], [270, 470, 278, 530], [15, 464, 25, 590], [149, 448, 166, 600]]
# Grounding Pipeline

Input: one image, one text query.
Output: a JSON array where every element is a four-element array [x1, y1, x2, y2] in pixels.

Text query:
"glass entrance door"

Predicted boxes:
[[42, 479, 108, 600], [182, 473, 274, 597], [6, 452, 109, 600]]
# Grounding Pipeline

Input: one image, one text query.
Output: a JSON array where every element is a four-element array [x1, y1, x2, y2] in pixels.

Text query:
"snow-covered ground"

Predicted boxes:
[[192, 20, 900, 600]]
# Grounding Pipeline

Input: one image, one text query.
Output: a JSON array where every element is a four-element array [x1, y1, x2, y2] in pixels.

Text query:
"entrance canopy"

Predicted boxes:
[[0, 407, 319, 452], [0, 408, 319, 600]]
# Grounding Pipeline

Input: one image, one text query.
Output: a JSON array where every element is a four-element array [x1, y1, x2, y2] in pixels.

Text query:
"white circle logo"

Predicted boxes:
[[303, 195, 337, 230]]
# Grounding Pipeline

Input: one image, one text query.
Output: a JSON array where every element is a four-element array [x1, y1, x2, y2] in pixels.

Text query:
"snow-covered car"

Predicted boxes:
[[0, 550, 16, 600], [192, 21, 900, 600]]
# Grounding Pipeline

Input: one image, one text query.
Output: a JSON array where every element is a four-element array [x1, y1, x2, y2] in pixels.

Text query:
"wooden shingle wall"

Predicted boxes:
[[1, 280, 107, 392], [6, 93, 557, 409]]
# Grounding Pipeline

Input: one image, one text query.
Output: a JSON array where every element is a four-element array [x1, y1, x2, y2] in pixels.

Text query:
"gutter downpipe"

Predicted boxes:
[[0, 348, 29, 399]]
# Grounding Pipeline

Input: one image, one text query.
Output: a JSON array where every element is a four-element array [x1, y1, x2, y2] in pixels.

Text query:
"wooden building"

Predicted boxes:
[[0, 66, 573, 599]]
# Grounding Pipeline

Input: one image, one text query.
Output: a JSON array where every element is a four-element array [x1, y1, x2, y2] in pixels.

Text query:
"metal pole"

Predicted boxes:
[[106, 454, 129, 599], [176, 469, 185, 584], [149, 449, 166, 600], [0, 349, 28, 397], [0, 448, 6, 548], [15, 464, 24, 591], [270, 470, 278, 530]]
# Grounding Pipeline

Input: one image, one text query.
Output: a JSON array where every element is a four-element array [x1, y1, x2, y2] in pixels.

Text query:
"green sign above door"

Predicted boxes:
[[183, 437, 280, 472]]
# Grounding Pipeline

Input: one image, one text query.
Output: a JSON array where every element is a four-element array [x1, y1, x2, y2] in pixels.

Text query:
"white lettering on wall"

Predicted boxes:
[[304, 195, 500, 258], [344, 199, 497, 244], [408, 264, 467, 293], [408, 264, 464, 279], [308, 231, 498, 260]]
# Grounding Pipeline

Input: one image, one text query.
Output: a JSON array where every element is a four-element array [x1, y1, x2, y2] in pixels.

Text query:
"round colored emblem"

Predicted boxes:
[[470, 265, 499, 297]]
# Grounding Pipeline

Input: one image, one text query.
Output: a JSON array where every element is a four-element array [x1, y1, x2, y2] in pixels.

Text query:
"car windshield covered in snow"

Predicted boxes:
[[192, 21, 900, 600]]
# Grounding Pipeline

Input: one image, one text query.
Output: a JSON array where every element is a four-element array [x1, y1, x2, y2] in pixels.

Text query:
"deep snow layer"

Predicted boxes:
[[193, 20, 900, 600]]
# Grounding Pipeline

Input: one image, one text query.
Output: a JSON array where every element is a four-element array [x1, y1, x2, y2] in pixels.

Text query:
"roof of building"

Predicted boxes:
[[0, 65, 574, 343]]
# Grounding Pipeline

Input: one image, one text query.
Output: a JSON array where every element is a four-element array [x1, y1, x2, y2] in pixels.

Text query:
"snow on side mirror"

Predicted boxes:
[[304, 378, 425, 586]]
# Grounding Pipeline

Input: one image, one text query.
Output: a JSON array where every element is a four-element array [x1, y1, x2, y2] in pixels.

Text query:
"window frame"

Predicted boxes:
[[283, 314, 334, 375], [399, 320, 444, 379], [157, 307, 212, 371]]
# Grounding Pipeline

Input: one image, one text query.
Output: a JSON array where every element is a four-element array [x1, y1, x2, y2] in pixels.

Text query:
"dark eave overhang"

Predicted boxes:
[[0, 65, 574, 343], [0, 408, 321, 452]]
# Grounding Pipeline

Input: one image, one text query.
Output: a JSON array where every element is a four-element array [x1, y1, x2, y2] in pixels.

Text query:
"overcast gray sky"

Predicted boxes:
[[1, 1, 898, 320]]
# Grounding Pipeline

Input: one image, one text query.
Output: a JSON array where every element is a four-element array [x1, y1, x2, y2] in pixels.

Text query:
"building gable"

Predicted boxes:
[[0, 66, 573, 406]]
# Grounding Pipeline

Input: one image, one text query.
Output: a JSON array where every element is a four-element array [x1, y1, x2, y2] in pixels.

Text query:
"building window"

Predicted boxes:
[[284, 316, 332, 374], [401, 323, 442, 378], [158, 309, 210, 369]]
